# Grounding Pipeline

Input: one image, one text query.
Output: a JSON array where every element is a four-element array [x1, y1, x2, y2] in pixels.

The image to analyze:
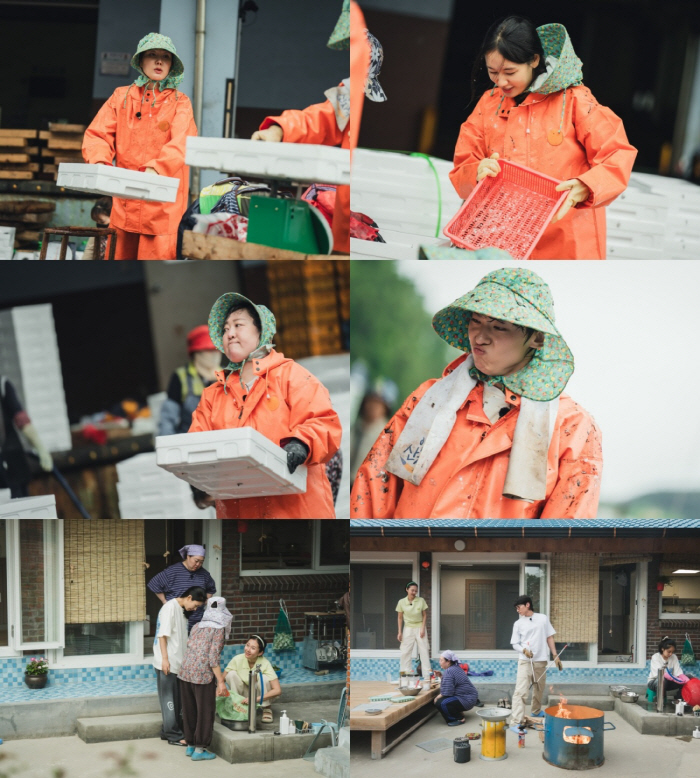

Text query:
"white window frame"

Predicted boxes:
[[658, 573, 700, 620], [350, 550, 419, 659], [8, 518, 64, 652], [0, 519, 19, 658], [596, 562, 647, 665], [240, 522, 347, 576]]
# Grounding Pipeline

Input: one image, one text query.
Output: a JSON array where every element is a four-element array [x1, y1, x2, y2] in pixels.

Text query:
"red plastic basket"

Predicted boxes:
[[444, 160, 567, 259]]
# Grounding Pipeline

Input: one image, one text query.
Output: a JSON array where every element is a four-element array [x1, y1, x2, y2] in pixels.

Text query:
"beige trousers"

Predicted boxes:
[[510, 660, 548, 726], [400, 625, 431, 679], [226, 671, 275, 708]]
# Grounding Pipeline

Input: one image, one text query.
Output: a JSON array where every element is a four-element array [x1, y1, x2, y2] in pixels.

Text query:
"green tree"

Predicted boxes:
[[350, 261, 456, 406]]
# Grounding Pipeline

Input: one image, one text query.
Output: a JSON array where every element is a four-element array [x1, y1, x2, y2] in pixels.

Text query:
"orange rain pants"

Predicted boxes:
[[351, 354, 603, 519], [450, 86, 637, 259], [261, 100, 350, 254], [189, 349, 342, 519], [83, 84, 197, 260]]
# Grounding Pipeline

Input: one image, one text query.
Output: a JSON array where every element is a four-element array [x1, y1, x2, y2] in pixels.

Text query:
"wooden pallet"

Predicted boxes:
[[182, 230, 349, 260]]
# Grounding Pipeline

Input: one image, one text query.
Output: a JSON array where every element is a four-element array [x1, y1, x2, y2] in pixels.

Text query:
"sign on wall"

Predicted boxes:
[[100, 52, 131, 77]]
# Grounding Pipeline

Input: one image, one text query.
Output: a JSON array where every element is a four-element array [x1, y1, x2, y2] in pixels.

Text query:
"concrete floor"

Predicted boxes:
[[0, 735, 319, 778], [351, 709, 700, 777]]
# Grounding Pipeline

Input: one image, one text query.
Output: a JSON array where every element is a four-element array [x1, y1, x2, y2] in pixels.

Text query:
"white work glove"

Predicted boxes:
[[476, 152, 501, 182], [22, 423, 53, 472], [251, 125, 284, 142]]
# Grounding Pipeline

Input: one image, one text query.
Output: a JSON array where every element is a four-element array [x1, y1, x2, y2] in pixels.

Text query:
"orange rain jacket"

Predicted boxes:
[[351, 354, 602, 519], [450, 86, 637, 259], [189, 349, 342, 519], [261, 100, 350, 254], [83, 85, 197, 253]]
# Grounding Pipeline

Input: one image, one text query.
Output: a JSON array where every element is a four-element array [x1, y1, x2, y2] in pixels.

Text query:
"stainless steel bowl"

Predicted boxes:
[[401, 687, 421, 696], [620, 691, 639, 704], [609, 685, 629, 698]]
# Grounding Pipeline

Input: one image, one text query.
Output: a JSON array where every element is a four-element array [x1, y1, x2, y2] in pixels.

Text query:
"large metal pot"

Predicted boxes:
[[540, 705, 616, 770]]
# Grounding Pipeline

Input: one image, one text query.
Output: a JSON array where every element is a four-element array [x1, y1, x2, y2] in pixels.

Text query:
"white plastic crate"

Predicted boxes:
[[117, 480, 192, 505], [186, 137, 350, 186], [350, 232, 446, 260], [117, 452, 179, 486], [0, 494, 57, 518], [606, 215, 665, 249], [155, 427, 307, 499], [607, 243, 664, 260], [57, 163, 180, 203]]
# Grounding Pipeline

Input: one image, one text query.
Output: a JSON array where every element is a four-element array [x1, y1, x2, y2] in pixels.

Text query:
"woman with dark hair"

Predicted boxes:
[[189, 292, 342, 519], [434, 651, 479, 726], [647, 637, 688, 701], [224, 635, 282, 724], [450, 16, 637, 259]]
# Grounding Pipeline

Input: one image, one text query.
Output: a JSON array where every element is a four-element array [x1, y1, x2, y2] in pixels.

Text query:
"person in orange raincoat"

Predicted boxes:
[[189, 293, 342, 519], [351, 268, 602, 519], [450, 18, 637, 259], [83, 33, 197, 260], [251, 1, 386, 255]]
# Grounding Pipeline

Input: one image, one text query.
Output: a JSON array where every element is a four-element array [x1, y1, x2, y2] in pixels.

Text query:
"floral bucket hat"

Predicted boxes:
[[131, 33, 185, 92], [208, 292, 276, 372], [327, 0, 350, 50], [432, 268, 574, 401]]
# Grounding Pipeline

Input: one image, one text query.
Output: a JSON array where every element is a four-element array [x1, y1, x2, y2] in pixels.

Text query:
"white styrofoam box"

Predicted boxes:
[[117, 452, 179, 486], [117, 480, 191, 505], [0, 494, 57, 518], [0, 489, 11, 504], [185, 137, 350, 186], [0, 304, 71, 453], [57, 163, 180, 203], [155, 428, 307, 499], [351, 232, 446, 260], [118, 494, 205, 520], [0, 249, 13, 261], [0, 226, 15, 246], [351, 148, 463, 238], [607, 215, 665, 249], [607, 190, 668, 224], [607, 243, 664, 260]]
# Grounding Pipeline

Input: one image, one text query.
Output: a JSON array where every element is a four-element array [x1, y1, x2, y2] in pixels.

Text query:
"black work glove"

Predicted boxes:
[[284, 438, 309, 474]]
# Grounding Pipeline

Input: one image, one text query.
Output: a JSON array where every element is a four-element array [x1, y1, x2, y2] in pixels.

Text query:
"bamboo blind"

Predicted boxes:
[[64, 519, 147, 624], [550, 553, 598, 643]]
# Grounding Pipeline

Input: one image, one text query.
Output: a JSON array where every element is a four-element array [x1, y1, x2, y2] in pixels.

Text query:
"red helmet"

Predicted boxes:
[[187, 325, 216, 353]]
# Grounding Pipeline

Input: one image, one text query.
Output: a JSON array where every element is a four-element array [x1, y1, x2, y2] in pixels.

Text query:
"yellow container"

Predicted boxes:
[[480, 719, 507, 761]]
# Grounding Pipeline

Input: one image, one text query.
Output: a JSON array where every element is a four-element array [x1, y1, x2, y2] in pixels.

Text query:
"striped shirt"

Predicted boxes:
[[440, 664, 479, 710], [147, 562, 217, 628]]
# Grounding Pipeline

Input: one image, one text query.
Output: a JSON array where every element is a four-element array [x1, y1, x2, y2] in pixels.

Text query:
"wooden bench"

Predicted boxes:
[[350, 680, 440, 759]]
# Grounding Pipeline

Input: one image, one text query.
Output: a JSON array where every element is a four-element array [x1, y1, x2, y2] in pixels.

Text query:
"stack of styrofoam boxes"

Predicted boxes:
[[0, 494, 58, 518], [0, 304, 71, 452], [350, 149, 462, 259], [116, 451, 216, 519], [607, 172, 700, 259], [0, 227, 15, 260]]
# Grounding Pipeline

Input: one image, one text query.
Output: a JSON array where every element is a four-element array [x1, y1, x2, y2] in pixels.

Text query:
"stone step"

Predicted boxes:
[[77, 712, 161, 744], [314, 746, 349, 778], [338, 726, 350, 749]]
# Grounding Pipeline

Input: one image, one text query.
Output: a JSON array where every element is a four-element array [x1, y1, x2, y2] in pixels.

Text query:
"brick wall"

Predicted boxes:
[[220, 523, 348, 645], [19, 520, 45, 643], [646, 557, 700, 659]]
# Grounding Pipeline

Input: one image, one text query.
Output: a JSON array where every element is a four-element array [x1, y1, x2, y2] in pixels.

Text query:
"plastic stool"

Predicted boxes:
[[646, 688, 656, 702]]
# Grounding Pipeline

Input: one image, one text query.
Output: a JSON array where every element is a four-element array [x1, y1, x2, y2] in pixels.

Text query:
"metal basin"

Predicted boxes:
[[609, 685, 629, 698], [620, 692, 639, 704]]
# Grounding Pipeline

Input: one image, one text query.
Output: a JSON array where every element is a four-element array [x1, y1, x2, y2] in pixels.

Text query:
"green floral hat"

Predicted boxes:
[[131, 33, 185, 92], [432, 268, 574, 401], [327, 0, 350, 50], [208, 293, 276, 372], [528, 23, 583, 95]]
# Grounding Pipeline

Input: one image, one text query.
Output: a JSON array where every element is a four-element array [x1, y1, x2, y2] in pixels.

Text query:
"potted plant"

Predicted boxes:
[[24, 657, 49, 689], [657, 575, 672, 592]]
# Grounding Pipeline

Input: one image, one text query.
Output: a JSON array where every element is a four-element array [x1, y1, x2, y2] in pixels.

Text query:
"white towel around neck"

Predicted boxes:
[[384, 355, 559, 503]]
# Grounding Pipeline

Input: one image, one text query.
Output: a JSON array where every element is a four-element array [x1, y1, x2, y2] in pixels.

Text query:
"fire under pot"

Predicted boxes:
[[539, 704, 616, 770]]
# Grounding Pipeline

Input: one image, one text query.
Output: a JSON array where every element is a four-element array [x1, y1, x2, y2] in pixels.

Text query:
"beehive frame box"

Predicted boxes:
[[155, 428, 307, 499], [57, 163, 179, 202]]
